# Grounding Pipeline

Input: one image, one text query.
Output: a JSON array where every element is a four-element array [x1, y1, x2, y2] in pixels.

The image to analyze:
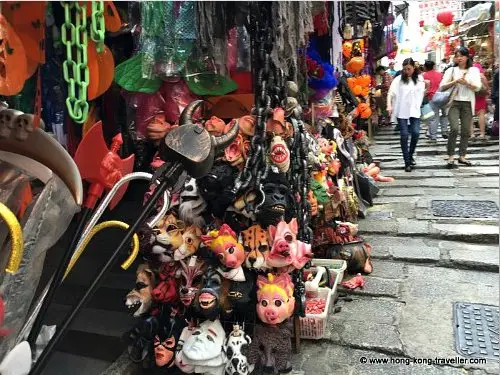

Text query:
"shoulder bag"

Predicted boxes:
[[431, 67, 458, 109]]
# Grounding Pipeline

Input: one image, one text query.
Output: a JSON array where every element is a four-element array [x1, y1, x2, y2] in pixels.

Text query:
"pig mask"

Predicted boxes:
[[269, 135, 290, 173], [256, 273, 295, 325], [266, 219, 299, 268]]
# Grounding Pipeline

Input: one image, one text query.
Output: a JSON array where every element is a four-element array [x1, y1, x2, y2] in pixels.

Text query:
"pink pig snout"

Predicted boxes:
[[264, 306, 279, 321], [273, 240, 290, 257]]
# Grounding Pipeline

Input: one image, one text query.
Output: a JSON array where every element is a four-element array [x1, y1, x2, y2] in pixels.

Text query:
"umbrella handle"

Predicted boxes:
[[64, 220, 140, 280], [0, 202, 24, 274]]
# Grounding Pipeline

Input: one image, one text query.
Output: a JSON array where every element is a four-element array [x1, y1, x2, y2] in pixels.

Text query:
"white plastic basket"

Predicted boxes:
[[297, 259, 347, 339], [298, 287, 332, 339]]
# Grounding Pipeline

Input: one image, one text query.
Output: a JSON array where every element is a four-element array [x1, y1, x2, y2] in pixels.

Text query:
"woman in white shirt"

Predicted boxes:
[[439, 47, 481, 168], [387, 58, 426, 172]]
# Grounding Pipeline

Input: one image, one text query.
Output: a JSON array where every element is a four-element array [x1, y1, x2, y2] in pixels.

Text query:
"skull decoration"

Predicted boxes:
[[269, 135, 290, 173], [256, 170, 291, 228], [179, 178, 207, 228], [192, 268, 228, 319], [125, 264, 156, 317], [201, 224, 246, 281], [174, 225, 203, 261], [150, 214, 185, 263], [13, 113, 37, 141], [177, 257, 205, 307], [224, 324, 254, 375], [256, 273, 295, 325], [240, 224, 269, 270]]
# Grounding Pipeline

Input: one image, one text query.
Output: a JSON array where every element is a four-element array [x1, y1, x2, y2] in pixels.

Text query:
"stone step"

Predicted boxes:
[[375, 152, 500, 163], [358, 219, 499, 244], [378, 176, 499, 189], [379, 159, 498, 170], [363, 235, 499, 272]]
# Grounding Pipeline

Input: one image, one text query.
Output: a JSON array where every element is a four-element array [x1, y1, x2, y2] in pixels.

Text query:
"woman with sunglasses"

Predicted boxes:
[[387, 58, 426, 172], [439, 47, 482, 168]]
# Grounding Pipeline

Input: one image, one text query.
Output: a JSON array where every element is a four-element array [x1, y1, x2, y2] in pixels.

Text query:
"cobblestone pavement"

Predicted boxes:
[[291, 127, 500, 375]]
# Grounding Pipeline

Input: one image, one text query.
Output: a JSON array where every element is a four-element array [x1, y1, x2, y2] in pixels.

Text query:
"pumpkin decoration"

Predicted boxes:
[[357, 103, 372, 119], [361, 87, 370, 97], [0, 14, 28, 96], [346, 56, 365, 74], [342, 42, 352, 59], [437, 11, 454, 27], [103, 1, 123, 32], [359, 74, 371, 87]]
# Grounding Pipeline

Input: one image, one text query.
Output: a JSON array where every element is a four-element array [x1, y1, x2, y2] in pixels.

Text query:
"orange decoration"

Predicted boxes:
[[357, 103, 372, 119], [87, 41, 100, 100], [103, 2, 122, 32], [346, 57, 365, 74], [361, 87, 370, 97], [359, 74, 371, 87], [95, 45, 115, 97], [342, 42, 352, 59], [0, 15, 28, 96], [352, 85, 362, 96]]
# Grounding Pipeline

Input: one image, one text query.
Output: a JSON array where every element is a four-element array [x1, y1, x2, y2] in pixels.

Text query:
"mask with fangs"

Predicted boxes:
[[192, 268, 229, 320]]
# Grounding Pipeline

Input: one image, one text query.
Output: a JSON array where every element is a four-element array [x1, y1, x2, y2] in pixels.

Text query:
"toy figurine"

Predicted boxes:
[[201, 224, 246, 282], [224, 324, 254, 375]]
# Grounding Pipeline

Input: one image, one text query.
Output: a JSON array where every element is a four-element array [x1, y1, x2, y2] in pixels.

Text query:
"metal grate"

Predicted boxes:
[[431, 200, 499, 218], [453, 302, 500, 360]]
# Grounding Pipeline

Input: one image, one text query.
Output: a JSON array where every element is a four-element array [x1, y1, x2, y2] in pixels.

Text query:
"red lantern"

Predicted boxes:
[[419, 20, 424, 28], [437, 11, 454, 27]]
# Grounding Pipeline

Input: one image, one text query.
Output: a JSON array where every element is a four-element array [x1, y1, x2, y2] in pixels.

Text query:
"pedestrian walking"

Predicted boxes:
[[423, 60, 448, 140], [387, 58, 426, 172], [439, 47, 482, 168], [471, 63, 490, 140]]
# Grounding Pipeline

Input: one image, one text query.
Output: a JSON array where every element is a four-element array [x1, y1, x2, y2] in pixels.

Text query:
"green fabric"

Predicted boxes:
[[114, 54, 162, 94], [184, 73, 238, 96]]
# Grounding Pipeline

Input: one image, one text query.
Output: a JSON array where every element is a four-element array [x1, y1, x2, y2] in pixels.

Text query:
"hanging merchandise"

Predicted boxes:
[[437, 11, 454, 27]]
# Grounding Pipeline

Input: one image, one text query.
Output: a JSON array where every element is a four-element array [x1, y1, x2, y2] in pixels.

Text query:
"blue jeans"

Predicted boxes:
[[398, 117, 420, 166], [427, 101, 449, 139]]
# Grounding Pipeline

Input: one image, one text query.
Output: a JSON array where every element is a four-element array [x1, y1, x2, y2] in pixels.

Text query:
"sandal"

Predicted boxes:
[[457, 158, 472, 166], [446, 160, 456, 169]]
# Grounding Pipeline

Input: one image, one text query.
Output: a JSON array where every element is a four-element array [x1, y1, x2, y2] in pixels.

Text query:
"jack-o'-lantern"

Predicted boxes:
[[352, 85, 362, 96], [361, 87, 370, 97], [359, 74, 371, 87], [357, 103, 372, 119], [0, 15, 28, 96]]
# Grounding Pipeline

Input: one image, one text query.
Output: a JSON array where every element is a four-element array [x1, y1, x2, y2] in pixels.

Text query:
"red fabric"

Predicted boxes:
[[423, 70, 443, 100], [313, 5, 329, 36]]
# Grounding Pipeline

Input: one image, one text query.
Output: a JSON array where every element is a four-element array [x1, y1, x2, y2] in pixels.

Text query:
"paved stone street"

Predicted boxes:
[[292, 127, 500, 375]]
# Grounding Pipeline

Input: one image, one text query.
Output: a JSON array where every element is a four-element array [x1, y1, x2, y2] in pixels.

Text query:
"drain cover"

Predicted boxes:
[[453, 302, 500, 360], [431, 200, 499, 218]]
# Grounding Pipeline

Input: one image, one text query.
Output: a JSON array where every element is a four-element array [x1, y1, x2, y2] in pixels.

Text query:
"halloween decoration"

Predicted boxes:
[[241, 224, 269, 270], [179, 178, 207, 228], [269, 135, 290, 173], [154, 314, 184, 368], [256, 273, 295, 325], [0, 14, 28, 96], [247, 323, 292, 374], [256, 170, 291, 228], [151, 213, 186, 263], [126, 264, 156, 318], [267, 219, 312, 270], [174, 225, 203, 261], [224, 324, 254, 375], [177, 256, 205, 307], [201, 224, 246, 281], [193, 268, 228, 319], [176, 324, 196, 373]]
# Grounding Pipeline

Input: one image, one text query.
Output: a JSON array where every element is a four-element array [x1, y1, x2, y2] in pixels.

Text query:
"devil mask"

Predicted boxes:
[[177, 256, 205, 307], [257, 170, 292, 228], [192, 268, 228, 319]]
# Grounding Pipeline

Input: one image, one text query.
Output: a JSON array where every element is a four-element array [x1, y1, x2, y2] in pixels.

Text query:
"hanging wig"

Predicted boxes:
[[306, 39, 338, 96]]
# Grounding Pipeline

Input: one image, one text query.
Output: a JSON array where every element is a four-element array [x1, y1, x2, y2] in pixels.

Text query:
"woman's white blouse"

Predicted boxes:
[[439, 66, 482, 113], [387, 75, 426, 120]]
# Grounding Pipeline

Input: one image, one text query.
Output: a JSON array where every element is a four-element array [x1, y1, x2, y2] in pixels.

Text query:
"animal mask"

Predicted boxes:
[[174, 225, 202, 261], [267, 219, 298, 268], [192, 268, 228, 319], [307, 191, 318, 217], [125, 264, 156, 317], [182, 319, 226, 362], [241, 224, 269, 270], [224, 325, 254, 375], [177, 257, 205, 307], [269, 135, 290, 173], [151, 214, 185, 263], [179, 178, 207, 227], [224, 134, 246, 168], [152, 262, 178, 304], [257, 171, 291, 228], [201, 224, 246, 280], [256, 273, 295, 325]]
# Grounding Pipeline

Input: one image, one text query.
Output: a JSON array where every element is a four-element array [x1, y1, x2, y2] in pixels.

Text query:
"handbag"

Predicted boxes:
[[477, 75, 489, 97], [421, 103, 435, 120], [431, 67, 458, 109], [355, 170, 379, 206]]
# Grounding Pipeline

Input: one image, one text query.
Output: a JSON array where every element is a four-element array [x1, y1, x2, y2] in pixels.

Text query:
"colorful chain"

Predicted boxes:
[[61, 1, 89, 124], [91, 0, 105, 53]]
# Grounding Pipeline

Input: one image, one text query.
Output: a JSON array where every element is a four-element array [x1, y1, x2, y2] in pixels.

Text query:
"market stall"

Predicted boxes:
[[0, 2, 394, 374]]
